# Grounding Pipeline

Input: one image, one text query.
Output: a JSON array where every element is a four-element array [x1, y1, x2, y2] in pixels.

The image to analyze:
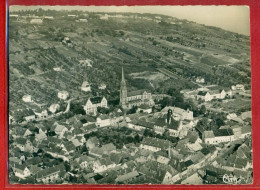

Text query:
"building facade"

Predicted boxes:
[[120, 67, 154, 109], [84, 97, 108, 114]]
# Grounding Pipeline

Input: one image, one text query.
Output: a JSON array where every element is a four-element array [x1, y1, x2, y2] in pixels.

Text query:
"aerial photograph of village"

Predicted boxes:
[[8, 6, 252, 184]]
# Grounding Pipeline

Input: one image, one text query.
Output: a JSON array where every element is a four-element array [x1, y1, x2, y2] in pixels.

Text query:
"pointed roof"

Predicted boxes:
[[122, 67, 125, 81]]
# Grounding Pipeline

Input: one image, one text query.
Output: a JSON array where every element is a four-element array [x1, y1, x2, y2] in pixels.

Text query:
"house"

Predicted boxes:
[[9, 157, 22, 165], [227, 113, 244, 123], [13, 164, 31, 179], [78, 155, 94, 169], [35, 110, 48, 119], [14, 127, 32, 137], [35, 129, 47, 142], [231, 126, 242, 139], [240, 125, 251, 138], [89, 147, 104, 158], [181, 172, 203, 184], [240, 111, 252, 121], [231, 84, 245, 91], [44, 147, 69, 162], [58, 91, 69, 100], [30, 18, 43, 24], [100, 14, 109, 20], [93, 158, 116, 173], [78, 18, 88, 22], [54, 123, 68, 138], [83, 97, 108, 114], [162, 171, 174, 184], [196, 77, 205, 84], [186, 141, 203, 152], [115, 171, 139, 183], [197, 89, 226, 102], [23, 109, 35, 121], [71, 138, 83, 148], [203, 129, 235, 144], [180, 90, 197, 99], [79, 59, 92, 67], [96, 115, 111, 127], [101, 143, 117, 155], [61, 141, 75, 155], [157, 155, 170, 165], [197, 86, 232, 102], [197, 91, 212, 102], [81, 115, 96, 126], [154, 118, 166, 135], [44, 16, 54, 20], [53, 67, 62, 71], [49, 104, 60, 114], [140, 137, 172, 152], [127, 118, 152, 131], [98, 83, 106, 90], [83, 123, 98, 134], [81, 81, 91, 92], [86, 137, 100, 149], [36, 164, 65, 183], [9, 14, 19, 18], [15, 137, 28, 151], [22, 95, 33, 103]]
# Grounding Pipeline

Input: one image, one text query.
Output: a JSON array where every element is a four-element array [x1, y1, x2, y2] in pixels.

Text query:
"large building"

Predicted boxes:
[[120, 67, 154, 109], [84, 97, 108, 115]]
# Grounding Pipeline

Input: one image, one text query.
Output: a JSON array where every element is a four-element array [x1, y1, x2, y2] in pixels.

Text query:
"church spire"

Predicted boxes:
[[122, 67, 125, 82], [120, 67, 127, 108]]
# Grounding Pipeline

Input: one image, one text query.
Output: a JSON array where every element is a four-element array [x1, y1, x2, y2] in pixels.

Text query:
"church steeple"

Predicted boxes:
[[121, 67, 125, 83], [120, 67, 127, 108]]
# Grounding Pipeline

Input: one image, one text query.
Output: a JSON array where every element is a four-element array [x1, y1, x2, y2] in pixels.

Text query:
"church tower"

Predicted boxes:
[[120, 67, 127, 108]]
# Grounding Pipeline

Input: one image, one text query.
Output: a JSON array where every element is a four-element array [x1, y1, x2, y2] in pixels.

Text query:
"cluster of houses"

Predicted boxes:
[[181, 84, 246, 102], [9, 94, 252, 184], [9, 65, 252, 184]]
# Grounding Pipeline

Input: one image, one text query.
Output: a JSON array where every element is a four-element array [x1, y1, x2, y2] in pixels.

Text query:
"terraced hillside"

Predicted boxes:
[[8, 10, 250, 112]]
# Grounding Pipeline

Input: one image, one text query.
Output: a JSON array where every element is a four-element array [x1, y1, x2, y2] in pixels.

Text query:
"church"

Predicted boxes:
[[120, 67, 154, 109]]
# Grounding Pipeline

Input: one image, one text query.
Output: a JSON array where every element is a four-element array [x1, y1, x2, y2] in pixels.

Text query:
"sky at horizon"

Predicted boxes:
[[9, 5, 250, 36]]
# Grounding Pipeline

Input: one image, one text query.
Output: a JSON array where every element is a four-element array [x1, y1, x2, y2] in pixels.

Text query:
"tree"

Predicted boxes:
[[70, 102, 85, 115], [159, 97, 172, 109], [97, 107, 110, 114], [200, 105, 207, 115], [134, 134, 141, 143], [127, 106, 138, 114], [80, 144, 89, 155], [196, 118, 209, 130], [126, 136, 134, 144]]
